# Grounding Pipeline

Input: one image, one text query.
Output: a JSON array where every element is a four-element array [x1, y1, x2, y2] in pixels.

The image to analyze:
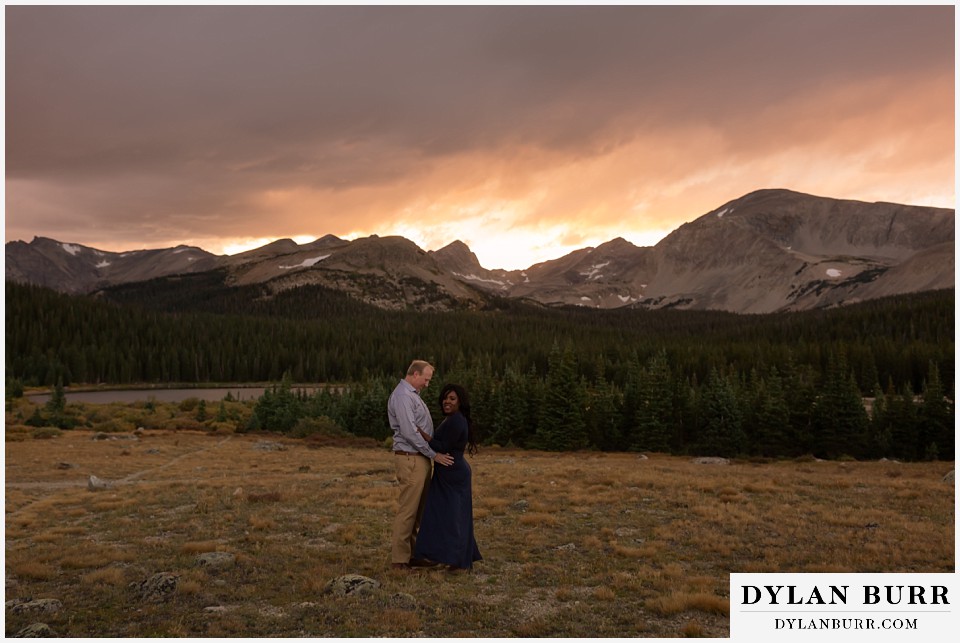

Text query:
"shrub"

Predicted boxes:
[[5, 425, 31, 442], [207, 421, 236, 434], [5, 377, 24, 399], [135, 413, 165, 430], [92, 418, 135, 433], [32, 427, 62, 439], [25, 407, 47, 427], [168, 418, 206, 431], [250, 385, 302, 432], [290, 416, 346, 439]]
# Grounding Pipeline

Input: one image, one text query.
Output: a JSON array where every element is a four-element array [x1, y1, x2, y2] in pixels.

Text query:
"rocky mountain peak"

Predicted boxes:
[[431, 240, 484, 273], [306, 234, 347, 249], [5, 189, 953, 313], [333, 235, 426, 268]]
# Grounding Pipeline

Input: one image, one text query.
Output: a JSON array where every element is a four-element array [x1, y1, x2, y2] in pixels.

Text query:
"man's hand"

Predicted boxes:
[[434, 453, 454, 466]]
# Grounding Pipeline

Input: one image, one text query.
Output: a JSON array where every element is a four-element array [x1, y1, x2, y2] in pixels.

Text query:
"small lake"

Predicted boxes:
[[26, 387, 323, 405]]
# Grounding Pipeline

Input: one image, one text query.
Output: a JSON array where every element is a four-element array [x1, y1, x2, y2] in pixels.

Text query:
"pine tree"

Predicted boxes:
[[751, 367, 791, 458], [45, 378, 66, 417], [782, 358, 818, 456], [676, 373, 699, 451], [351, 379, 391, 440], [521, 365, 545, 447], [216, 399, 229, 423], [533, 343, 587, 451], [632, 350, 674, 453], [866, 383, 892, 458], [918, 361, 953, 461], [43, 378, 72, 429], [251, 376, 302, 432], [584, 367, 623, 451], [888, 383, 919, 460], [488, 366, 529, 447], [811, 350, 868, 459], [619, 352, 642, 448], [694, 368, 745, 457]]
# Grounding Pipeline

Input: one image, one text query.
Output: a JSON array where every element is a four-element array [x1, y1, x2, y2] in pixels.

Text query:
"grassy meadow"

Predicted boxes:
[[4, 412, 955, 637]]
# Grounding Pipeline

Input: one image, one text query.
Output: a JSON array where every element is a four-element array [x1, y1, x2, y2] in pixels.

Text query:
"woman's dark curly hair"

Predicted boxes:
[[438, 383, 478, 455]]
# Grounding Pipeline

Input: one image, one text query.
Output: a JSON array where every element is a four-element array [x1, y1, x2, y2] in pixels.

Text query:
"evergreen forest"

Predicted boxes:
[[5, 273, 955, 461]]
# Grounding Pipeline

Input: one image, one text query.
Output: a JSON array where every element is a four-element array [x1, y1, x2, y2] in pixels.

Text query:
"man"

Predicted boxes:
[[387, 360, 454, 569]]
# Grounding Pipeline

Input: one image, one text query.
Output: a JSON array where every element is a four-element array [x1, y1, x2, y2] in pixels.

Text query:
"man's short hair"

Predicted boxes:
[[407, 360, 433, 376]]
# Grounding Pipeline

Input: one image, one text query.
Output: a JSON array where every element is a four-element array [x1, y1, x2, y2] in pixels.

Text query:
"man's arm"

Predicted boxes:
[[416, 426, 455, 467], [393, 395, 437, 458]]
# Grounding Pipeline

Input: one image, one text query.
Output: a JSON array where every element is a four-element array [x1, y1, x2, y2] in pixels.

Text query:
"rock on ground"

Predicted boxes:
[[9, 599, 63, 615], [15, 623, 57, 638], [325, 574, 380, 597], [87, 475, 112, 491], [130, 573, 179, 602], [691, 457, 730, 465], [196, 552, 237, 569]]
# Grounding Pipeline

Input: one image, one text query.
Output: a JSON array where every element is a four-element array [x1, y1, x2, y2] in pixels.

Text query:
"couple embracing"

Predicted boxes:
[[387, 360, 482, 572]]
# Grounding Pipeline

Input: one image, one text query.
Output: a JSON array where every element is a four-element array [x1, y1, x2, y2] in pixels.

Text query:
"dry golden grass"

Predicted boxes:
[[5, 428, 955, 638], [647, 591, 730, 616], [681, 619, 707, 637], [9, 561, 58, 581], [180, 540, 221, 554], [80, 567, 128, 586]]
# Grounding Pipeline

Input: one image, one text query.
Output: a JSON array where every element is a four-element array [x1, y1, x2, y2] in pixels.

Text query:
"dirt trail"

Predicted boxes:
[[5, 435, 236, 513]]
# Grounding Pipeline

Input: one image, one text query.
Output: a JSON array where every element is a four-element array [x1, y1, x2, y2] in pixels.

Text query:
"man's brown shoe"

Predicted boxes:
[[409, 558, 440, 568], [391, 562, 411, 570]]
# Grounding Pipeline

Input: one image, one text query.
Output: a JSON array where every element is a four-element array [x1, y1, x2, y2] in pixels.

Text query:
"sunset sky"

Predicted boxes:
[[4, 4, 955, 270]]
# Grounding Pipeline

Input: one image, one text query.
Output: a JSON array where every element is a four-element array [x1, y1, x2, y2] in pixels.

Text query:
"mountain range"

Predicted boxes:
[[6, 189, 954, 314]]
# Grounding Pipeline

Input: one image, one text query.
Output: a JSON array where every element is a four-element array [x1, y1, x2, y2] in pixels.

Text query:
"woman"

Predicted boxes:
[[413, 383, 482, 571]]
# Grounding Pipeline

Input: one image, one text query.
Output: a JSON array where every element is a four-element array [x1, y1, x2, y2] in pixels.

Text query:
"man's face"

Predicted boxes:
[[411, 367, 434, 392]]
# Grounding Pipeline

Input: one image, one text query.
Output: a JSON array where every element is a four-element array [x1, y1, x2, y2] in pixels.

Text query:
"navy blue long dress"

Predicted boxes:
[[414, 411, 482, 569]]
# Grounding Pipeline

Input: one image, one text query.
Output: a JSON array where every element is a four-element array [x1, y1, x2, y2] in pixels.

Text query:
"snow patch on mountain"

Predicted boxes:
[[8, 189, 952, 312], [279, 255, 330, 269], [454, 272, 510, 289], [581, 261, 609, 280]]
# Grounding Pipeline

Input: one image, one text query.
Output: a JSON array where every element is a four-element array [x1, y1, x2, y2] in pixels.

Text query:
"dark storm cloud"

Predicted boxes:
[[4, 4, 954, 257]]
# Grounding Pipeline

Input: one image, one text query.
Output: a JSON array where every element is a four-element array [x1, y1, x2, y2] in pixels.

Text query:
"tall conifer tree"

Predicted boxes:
[[534, 342, 587, 451], [919, 361, 953, 460], [694, 368, 745, 457], [812, 350, 869, 459], [633, 350, 674, 453]]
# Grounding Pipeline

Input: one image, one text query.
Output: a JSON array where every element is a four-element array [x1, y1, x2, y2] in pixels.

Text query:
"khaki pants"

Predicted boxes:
[[391, 454, 432, 564]]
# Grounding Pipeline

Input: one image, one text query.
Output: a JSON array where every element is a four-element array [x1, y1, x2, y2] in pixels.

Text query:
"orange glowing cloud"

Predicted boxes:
[[4, 5, 953, 271]]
